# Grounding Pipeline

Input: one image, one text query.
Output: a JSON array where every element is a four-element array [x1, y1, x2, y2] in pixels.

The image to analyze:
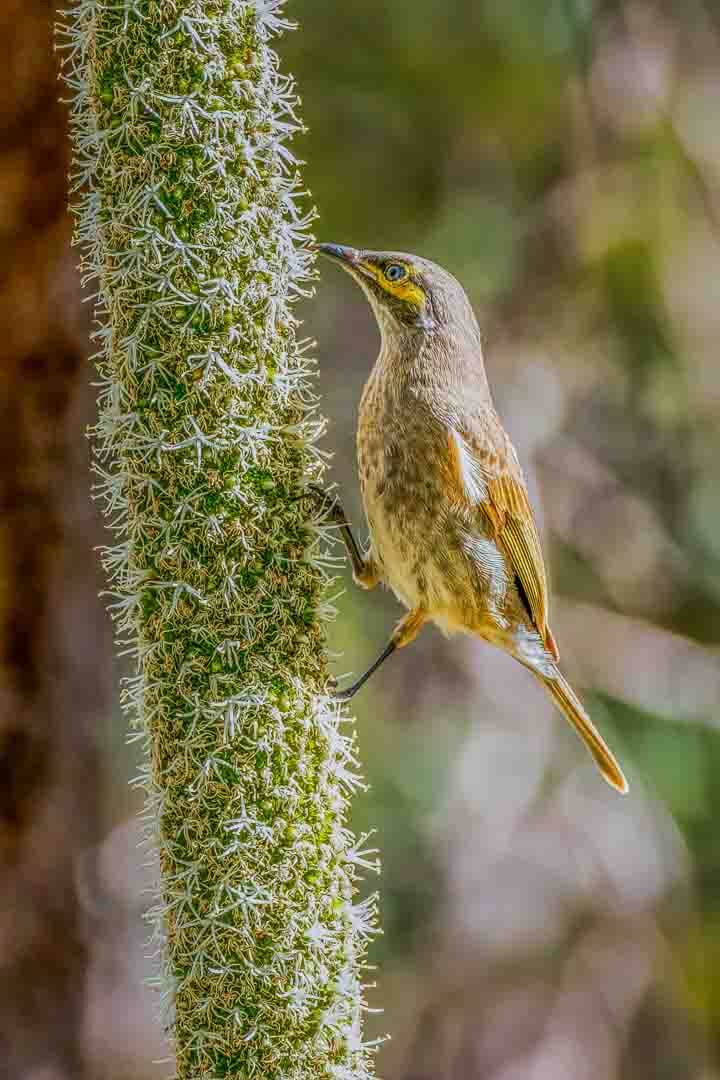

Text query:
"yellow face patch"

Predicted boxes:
[[359, 260, 426, 310]]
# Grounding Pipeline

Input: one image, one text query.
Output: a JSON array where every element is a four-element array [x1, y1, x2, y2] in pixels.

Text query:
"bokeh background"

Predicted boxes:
[[1, 0, 719, 1076]]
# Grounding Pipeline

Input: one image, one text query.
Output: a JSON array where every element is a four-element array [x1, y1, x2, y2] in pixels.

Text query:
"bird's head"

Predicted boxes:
[[315, 243, 478, 344]]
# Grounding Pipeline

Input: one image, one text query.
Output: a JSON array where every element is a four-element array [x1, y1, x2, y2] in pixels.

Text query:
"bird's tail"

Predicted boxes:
[[540, 672, 628, 794]]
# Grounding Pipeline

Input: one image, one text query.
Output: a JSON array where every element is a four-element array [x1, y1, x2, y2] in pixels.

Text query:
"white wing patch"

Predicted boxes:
[[460, 531, 508, 623], [449, 428, 488, 503], [513, 626, 557, 677]]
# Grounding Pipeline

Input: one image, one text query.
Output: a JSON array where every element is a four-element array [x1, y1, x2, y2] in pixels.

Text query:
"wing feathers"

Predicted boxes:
[[448, 428, 488, 503], [448, 424, 559, 660]]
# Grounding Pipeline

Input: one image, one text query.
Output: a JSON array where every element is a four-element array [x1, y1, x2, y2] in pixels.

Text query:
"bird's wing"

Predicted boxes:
[[446, 419, 560, 661]]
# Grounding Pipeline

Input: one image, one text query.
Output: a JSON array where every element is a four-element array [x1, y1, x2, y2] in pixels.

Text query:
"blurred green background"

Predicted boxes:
[[2, 0, 720, 1077]]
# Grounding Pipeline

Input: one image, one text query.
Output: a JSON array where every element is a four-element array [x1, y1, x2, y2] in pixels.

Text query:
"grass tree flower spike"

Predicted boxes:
[[57, 1, 380, 1076]]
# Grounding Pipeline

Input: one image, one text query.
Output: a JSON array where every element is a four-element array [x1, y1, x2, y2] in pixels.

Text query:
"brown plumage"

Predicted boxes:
[[315, 243, 627, 794]]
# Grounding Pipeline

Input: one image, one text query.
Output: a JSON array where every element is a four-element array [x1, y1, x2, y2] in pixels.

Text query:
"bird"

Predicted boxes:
[[312, 242, 628, 795]]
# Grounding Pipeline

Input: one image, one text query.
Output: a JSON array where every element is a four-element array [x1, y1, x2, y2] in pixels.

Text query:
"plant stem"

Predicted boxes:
[[58, 1, 379, 1075]]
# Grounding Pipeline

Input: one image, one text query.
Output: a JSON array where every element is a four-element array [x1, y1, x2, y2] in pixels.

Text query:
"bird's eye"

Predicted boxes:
[[384, 263, 407, 283]]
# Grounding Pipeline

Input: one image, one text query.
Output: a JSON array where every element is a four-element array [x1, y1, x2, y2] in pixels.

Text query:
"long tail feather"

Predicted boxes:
[[541, 673, 628, 794]]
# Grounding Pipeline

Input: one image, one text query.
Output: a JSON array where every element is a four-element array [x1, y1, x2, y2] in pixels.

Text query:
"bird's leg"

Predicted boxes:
[[304, 484, 379, 589], [333, 607, 426, 702]]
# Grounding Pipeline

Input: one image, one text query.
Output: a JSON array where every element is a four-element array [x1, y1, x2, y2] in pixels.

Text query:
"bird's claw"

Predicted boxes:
[[327, 677, 357, 703], [327, 674, 358, 701], [330, 685, 357, 702], [297, 484, 349, 527]]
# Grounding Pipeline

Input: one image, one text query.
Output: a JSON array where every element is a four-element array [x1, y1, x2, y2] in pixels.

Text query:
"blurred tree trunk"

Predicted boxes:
[[0, 0, 108, 1075]]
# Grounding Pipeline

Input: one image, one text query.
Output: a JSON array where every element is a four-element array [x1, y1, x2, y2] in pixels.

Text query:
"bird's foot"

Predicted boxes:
[[301, 483, 349, 527], [325, 673, 360, 702]]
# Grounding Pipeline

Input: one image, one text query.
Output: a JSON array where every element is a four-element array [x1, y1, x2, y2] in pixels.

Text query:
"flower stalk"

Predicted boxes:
[[58, 1, 379, 1075]]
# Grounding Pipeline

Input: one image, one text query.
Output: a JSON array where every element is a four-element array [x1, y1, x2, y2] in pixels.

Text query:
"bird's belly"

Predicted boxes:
[[362, 492, 492, 626], [367, 508, 425, 610], [366, 490, 508, 633]]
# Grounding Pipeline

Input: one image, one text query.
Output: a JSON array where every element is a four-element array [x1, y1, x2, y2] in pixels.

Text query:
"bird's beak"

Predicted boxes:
[[314, 242, 375, 282], [314, 242, 361, 266]]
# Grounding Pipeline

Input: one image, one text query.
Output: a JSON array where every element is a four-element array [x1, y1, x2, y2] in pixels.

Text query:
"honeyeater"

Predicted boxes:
[[312, 242, 627, 795]]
